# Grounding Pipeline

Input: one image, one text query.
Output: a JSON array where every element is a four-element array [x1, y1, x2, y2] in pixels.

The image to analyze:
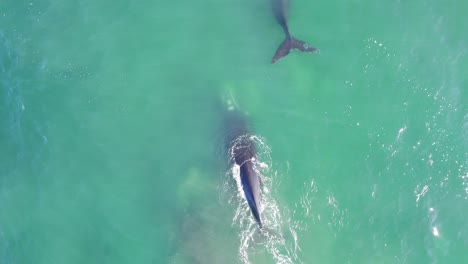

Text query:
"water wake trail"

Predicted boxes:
[[222, 135, 302, 264]]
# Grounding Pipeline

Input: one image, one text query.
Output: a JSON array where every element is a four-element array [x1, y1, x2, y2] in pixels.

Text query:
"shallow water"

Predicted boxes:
[[1, 0, 467, 263]]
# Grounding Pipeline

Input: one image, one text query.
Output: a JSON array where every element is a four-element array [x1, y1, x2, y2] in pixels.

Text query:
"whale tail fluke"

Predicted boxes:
[[272, 36, 319, 64]]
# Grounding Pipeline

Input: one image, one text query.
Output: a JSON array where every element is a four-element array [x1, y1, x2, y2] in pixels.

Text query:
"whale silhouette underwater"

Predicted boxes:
[[270, 0, 319, 63]]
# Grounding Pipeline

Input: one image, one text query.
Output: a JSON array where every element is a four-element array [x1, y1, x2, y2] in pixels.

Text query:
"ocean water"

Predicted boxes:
[[1, 0, 467, 263]]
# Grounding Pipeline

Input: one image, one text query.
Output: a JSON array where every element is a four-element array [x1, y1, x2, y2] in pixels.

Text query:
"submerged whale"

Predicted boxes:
[[271, 0, 318, 63], [223, 110, 263, 228]]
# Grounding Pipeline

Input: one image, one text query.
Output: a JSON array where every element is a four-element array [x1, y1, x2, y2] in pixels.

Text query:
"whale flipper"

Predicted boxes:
[[272, 37, 318, 64]]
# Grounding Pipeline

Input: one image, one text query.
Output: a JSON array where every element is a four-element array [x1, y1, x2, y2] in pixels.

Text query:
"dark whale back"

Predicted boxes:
[[223, 110, 263, 228]]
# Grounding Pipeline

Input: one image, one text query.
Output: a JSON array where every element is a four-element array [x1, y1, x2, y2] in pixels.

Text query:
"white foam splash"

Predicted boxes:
[[415, 185, 429, 204], [397, 126, 407, 140], [223, 135, 301, 264]]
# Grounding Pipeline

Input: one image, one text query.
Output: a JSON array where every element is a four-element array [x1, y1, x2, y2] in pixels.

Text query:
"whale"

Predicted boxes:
[[271, 0, 319, 63], [223, 109, 263, 228]]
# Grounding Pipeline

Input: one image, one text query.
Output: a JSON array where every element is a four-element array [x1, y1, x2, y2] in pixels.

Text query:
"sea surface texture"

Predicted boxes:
[[1, 0, 467, 263]]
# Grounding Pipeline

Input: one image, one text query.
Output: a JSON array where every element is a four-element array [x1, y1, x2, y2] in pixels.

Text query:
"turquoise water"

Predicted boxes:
[[1, 0, 467, 263]]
